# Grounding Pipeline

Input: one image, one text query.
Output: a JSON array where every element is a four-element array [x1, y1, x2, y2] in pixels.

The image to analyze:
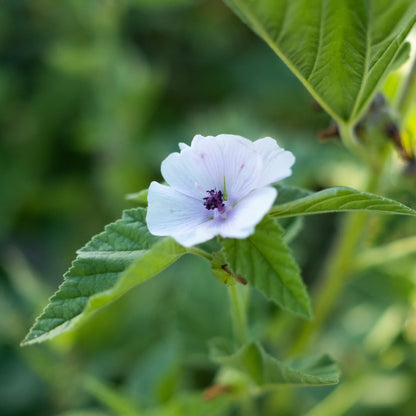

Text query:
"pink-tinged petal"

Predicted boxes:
[[216, 186, 277, 239], [146, 181, 212, 237], [253, 137, 295, 188], [161, 137, 225, 198]]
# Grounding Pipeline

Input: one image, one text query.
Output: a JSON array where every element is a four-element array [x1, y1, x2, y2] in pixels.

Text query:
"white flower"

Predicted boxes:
[[146, 134, 295, 247]]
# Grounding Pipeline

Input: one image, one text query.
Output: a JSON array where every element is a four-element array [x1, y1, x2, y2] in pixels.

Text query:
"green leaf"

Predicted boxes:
[[211, 341, 340, 387], [390, 41, 411, 71], [269, 186, 416, 219], [223, 0, 416, 123], [222, 215, 312, 318], [126, 188, 148, 205], [22, 208, 186, 345]]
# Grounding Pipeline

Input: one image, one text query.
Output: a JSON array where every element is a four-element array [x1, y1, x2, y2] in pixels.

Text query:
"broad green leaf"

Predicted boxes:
[[211, 341, 340, 386], [270, 186, 416, 219], [224, 0, 416, 123], [22, 208, 186, 345], [223, 215, 312, 318]]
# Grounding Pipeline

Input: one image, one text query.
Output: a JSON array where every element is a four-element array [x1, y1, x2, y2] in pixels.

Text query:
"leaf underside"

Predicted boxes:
[[270, 186, 416, 219], [22, 208, 185, 345], [223, 215, 312, 318], [211, 341, 340, 386], [224, 0, 416, 123]]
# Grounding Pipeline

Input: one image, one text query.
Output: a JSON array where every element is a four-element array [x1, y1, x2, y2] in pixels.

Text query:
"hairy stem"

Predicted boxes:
[[228, 284, 249, 346], [290, 168, 382, 355]]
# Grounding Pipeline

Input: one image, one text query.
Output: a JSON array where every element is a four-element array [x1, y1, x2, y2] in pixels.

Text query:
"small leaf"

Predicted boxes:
[[125, 188, 148, 205], [22, 208, 186, 345], [269, 186, 416, 219], [224, 0, 416, 123], [223, 215, 312, 318], [211, 251, 236, 285], [211, 341, 340, 387]]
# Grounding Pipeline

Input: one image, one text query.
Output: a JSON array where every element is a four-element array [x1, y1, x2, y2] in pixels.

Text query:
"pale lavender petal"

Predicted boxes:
[[146, 182, 212, 237], [253, 137, 295, 188], [178, 142, 189, 151], [161, 137, 225, 198], [216, 186, 277, 239], [170, 221, 219, 247], [215, 134, 262, 203]]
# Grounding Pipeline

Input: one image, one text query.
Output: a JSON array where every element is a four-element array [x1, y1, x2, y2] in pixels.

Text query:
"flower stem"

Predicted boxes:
[[228, 283, 249, 346], [186, 247, 213, 262], [290, 168, 382, 355]]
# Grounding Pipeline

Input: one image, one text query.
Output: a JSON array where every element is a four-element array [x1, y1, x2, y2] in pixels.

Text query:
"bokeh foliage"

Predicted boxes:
[[2, 0, 416, 415]]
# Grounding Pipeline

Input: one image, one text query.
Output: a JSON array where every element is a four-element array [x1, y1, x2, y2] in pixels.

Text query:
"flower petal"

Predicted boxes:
[[216, 186, 277, 239], [146, 181, 211, 237], [216, 134, 262, 203], [161, 136, 225, 198], [169, 222, 219, 247], [253, 137, 295, 188]]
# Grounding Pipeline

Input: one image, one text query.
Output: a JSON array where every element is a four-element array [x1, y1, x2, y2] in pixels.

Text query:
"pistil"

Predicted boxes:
[[203, 189, 226, 214]]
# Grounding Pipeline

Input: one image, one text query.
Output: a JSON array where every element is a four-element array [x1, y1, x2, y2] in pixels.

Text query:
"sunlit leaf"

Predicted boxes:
[[223, 215, 312, 318], [269, 187, 416, 219], [224, 0, 416, 123], [22, 208, 186, 345], [211, 340, 340, 386]]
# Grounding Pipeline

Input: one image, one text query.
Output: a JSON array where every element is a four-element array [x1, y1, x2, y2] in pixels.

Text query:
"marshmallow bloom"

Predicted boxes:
[[146, 134, 295, 247]]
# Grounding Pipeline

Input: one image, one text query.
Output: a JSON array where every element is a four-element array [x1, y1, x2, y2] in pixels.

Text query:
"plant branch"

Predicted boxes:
[[289, 167, 383, 355]]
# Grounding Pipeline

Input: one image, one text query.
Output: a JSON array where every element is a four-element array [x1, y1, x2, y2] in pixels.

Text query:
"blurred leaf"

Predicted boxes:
[[211, 341, 340, 386], [269, 187, 416, 218], [22, 208, 186, 345], [223, 215, 312, 318], [57, 411, 110, 416], [83, 376, 142, 415], [147, 393, 231, 416], [223, 0, 416, 123], [128, 0, 195, 8], [355, 235, 416, 270]]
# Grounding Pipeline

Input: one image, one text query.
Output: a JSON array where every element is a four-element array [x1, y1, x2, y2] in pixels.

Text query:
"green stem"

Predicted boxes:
[[338, 122, 369, 164], [228, 284, 249, 346], [186, 247, 213, 262], [396, 54, 416, 118], [355, 235, 416, 270], [290, 168, 382, 355]]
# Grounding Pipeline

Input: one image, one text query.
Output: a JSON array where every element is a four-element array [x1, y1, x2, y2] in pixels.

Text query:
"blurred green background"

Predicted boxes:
[[1, 1, 416, 415]]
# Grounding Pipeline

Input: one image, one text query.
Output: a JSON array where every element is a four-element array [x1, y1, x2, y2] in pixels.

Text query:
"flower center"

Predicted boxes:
[[203, 189, 226, 214]]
